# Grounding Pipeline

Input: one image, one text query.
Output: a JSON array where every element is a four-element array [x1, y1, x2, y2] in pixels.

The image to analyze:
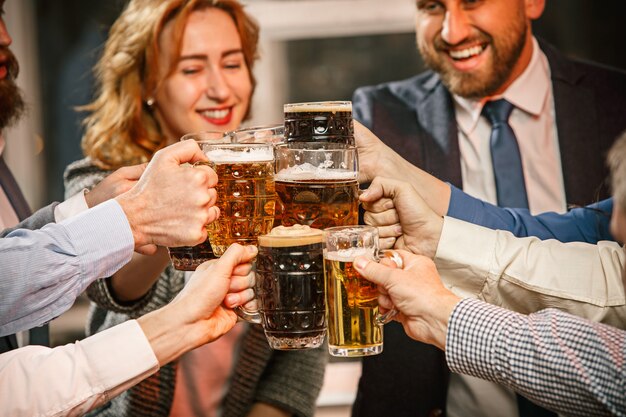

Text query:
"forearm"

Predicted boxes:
[[110, 248, 170, 302], [435, 217, 626, 328]]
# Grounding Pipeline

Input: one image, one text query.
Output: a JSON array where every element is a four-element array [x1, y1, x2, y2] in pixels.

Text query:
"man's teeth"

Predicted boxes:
[[201, 109, 229, 119], [449, 45, 484, 60]]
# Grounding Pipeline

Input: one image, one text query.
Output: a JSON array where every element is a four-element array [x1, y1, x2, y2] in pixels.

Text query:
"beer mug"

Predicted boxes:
[[229, 124, 284, 144], [323, 225, 401, 357], [167, 131, 230, 270], [238, 225, 326, 350], [274, 143, 359, 229], [283, 101, 354, 144], [204, 142, 276, 256]]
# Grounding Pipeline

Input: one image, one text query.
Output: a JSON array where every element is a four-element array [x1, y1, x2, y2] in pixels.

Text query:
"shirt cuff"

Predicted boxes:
[[61, 199, 135, 280], [434, 217, 495, 297], [82, 320, 159, 398], [445, 298, 515, 383], [54, 190, 90, 222]]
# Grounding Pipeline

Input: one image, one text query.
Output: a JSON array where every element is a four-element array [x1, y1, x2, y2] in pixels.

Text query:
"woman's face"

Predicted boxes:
[[153, 8, 252, 142]]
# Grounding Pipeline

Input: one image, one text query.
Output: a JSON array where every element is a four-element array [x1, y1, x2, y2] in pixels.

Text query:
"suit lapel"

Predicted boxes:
[[541, 41, 606, 205], [415, 75, 463, 187]]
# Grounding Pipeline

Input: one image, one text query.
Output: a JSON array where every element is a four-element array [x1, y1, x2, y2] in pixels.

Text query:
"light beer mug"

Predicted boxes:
[[283, 101, 354, 145], [323, 225, 400, 357], [204, 142, 276, 256], [167, 131, 229, 270], [274, 143, 359, 229], [237, 225, 326, 350]]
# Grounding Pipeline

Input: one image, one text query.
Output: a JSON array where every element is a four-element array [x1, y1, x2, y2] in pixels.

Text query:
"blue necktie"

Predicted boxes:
[[482, 99, 529, 209]]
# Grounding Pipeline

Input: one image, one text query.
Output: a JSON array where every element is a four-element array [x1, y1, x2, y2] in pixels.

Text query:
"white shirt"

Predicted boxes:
[[454, 37, 567, 215], [0, 320, 159, 417], [449, 37, 568, 417]]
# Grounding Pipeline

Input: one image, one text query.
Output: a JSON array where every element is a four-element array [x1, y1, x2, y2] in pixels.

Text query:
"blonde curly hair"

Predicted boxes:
[[80, 0, 259, 169], [608, 130, 626, 210]]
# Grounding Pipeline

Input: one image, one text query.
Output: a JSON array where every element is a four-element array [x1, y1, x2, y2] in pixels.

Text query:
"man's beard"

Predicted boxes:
[[417, 20, 527, 99], [0, 48, 26, 130]]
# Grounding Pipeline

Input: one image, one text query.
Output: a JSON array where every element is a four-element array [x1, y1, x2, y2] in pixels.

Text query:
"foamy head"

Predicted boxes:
[[259, 225, 323, 247], [324, 247, 374, 262], [275, 163, 357, 182], [284, 101, 352, 113], [205, 146, 274, 163]]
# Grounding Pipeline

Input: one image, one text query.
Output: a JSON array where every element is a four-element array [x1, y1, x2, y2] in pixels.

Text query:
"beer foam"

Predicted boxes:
[[324, 247, 374, 262], [275, 163, 357, 181], [259, 225, 323, 247], [284, 101, 352, 113], [206, 147, 274, 162]]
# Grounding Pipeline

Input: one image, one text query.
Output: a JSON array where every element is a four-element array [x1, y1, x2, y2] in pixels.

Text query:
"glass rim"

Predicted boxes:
[[323, 225, 378, 235], [203, 141, 275, 149], [229, 124, 284, 134], [283, 101, 352, 112], [275, 143, 357, 152], [180, 131, 229, 142]]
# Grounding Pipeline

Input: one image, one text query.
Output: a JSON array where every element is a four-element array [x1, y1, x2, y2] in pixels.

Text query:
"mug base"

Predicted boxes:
[[328, 344, 383, 357], [267, 333, 326, 350]]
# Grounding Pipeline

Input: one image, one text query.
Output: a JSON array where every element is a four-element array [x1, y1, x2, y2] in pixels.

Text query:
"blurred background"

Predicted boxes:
[[4, 0, 626, 415]]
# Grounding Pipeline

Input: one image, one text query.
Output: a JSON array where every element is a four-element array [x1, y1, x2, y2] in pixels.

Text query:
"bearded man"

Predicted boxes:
[[350, 1, 626, 417]]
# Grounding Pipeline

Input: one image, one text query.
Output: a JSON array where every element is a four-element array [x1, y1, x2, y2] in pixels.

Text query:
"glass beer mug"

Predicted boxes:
[[323, 225, 401, 357], [274, 143, 359, 229], [238, 225, 326, 350], [283, 101, 354, 145], [204, 142, 276, 256]]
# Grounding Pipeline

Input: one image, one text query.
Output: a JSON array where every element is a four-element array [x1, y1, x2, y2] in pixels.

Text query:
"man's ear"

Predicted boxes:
[[526, 0, 546, 20]]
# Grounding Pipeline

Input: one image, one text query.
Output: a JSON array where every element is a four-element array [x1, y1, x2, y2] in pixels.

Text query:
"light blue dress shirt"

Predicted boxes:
[[0, 200, 134, 337], [447, 185, 614, 243]]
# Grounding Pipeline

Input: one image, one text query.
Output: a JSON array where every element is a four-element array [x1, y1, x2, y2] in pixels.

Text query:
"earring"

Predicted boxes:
[[146, 97, 155, 107]]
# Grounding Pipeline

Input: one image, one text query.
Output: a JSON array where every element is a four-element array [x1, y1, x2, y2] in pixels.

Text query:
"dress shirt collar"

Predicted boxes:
[[453, 37, 551, 135]]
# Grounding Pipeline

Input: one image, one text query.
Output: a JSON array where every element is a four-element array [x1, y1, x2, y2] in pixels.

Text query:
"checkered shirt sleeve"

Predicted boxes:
[[446, 298, 626, 417]]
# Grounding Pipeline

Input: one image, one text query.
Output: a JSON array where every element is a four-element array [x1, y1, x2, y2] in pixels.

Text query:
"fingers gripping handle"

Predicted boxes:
[[375, 250, 403, 325]]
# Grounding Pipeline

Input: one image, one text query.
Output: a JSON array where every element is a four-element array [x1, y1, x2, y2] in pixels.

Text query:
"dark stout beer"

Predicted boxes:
[[256, 225, 326, 349], [284, 101, 354, 144], [167, 239, 215, 271]]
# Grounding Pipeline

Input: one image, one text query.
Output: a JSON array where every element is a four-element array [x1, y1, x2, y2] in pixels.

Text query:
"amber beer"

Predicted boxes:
[[325, 247, 383, 357], [254, 225, 326, 349], [274, 144, 359, 228], [205, 143, 276, 256], [283, 101, 354, 144]]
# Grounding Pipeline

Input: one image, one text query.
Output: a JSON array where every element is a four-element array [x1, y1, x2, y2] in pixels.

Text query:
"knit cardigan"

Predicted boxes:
[[64, 157, 328, 417]]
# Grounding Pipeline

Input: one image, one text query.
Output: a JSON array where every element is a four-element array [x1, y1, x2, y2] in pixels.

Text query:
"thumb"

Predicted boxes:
[[118, 163, 148, 181], [209, 244, 258, 278], [353, 255, 392, 288]]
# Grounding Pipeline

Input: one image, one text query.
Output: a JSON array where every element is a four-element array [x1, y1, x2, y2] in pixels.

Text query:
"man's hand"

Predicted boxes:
[[115, 140, 219, 250], [360, 177, 444, 258], [138, 244, 258, 366], [353, 250, 461, 351]]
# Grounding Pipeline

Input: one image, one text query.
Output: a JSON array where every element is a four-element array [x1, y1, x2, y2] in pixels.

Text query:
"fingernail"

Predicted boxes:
[[359, 189, 370, 200], [246, 245, 258, 254], [354, 257, 368, 270], [225, 294, 238, 307], [383, 200, 395, 210], [394, 225, 403, 235]]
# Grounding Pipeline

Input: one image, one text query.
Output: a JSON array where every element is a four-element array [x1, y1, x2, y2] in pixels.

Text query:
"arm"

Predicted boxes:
[[435, 216, 626, 328], [446, 299, 626, 417], [0, 243, 257, 417], [447, 185, 614, 243], [0, 200, 134, 336]]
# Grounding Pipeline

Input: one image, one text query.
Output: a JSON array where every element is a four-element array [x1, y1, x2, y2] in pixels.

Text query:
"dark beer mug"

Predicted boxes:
[[238, 225, 326, 350], [167, 131, 229, 270], [283, 101, 354, 145]]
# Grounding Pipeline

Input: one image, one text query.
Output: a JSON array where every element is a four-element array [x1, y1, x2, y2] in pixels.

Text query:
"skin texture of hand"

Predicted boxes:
[[353, 249, 462, 351], [354, 121, 452, 216], [85, 163, 147, 209], [137, 244, 257, 366], [115, 140, 220, 250], [360, 177, 444, 258]]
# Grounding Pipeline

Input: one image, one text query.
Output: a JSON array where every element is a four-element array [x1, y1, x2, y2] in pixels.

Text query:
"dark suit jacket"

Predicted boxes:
[[351, 41, 626, 417]]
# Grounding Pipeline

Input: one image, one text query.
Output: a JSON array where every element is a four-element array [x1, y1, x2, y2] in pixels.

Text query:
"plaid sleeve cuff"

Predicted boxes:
[[445, 298, 517, 382]]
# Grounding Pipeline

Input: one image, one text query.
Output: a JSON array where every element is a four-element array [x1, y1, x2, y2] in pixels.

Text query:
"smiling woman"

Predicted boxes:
[[61, 1, 326, 417]]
